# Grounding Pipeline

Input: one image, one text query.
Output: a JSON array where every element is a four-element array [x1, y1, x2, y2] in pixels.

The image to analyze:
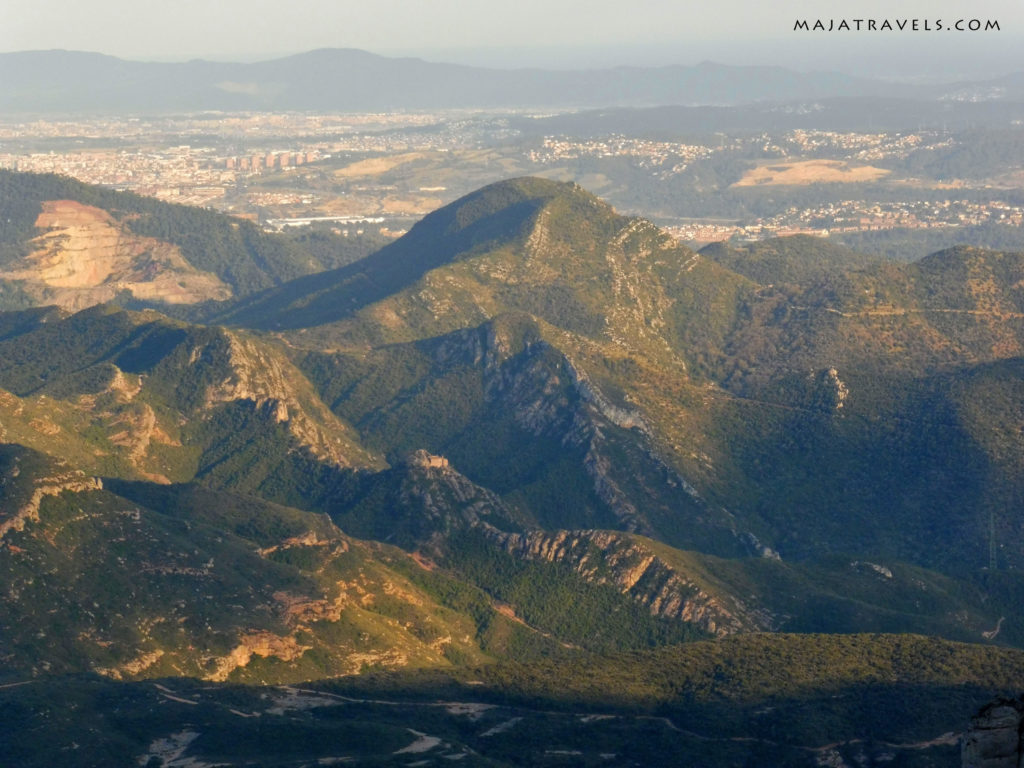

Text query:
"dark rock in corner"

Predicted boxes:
[[963, 697, 1024, 768]]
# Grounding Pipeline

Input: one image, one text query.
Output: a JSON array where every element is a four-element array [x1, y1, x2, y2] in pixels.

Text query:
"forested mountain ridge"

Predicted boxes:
[[2, 173, 1023, 766], [214, 178, 1024, 570], [4, 176, 1024, 626]]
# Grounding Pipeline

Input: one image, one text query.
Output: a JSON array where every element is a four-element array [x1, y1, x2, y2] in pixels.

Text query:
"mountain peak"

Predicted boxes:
[[430, 177, 605, 235], [218, 177, 620, 331], [433, 176, 561, 225]]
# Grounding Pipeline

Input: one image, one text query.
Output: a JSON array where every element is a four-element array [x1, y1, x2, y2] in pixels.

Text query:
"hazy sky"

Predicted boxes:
[[1, 0, 1022, 79]]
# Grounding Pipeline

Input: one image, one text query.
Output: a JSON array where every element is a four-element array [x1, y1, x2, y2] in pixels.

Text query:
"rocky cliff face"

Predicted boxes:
[[483, 527, 766, 636], [963, 698, 1024, 768], [196, 328, 378, 468], [340, 443, 761, 638], [334, 448, 527, 550], [424, 315, 735, 547]]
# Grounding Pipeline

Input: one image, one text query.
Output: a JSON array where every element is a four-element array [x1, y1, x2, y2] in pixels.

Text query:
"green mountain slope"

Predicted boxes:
[[297, 313, 743, 554], [225, 179, 1024, 574], [5, 177, 1014, 578], [1, 442, 744, 678], [702, 246, 1024, 568], [0, 304, 383, 489], [2, 176, 1024, 766], [701, 234, 883, 284], [0, 445, 495, 682], [220, 177, 753, 362]]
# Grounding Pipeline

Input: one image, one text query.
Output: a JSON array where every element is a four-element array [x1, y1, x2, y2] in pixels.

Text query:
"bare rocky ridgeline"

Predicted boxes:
[[483, 527, 767, 636], [389, 449, 760, 636], [963, 697, 1024, 767]]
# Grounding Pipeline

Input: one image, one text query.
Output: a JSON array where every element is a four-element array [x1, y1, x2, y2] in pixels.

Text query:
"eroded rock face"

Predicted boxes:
[[962, 698, 1024, 768], [207, 631, 311, 682], [482, 527, 768, 636], [0, 465, 103, 541], [197, 328, 378, 468]]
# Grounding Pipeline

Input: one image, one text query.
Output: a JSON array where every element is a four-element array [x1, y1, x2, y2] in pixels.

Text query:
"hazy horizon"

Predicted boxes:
[[3, 40, 1023, 85], [2, 0, 1022, 83]]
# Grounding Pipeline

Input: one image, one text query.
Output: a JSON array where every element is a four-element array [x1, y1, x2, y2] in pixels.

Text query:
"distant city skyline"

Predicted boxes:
[[1, 0, 1022, 80]]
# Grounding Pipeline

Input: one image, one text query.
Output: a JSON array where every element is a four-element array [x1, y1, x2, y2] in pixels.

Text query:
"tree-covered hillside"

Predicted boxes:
[[2, 175, 1021, 766]]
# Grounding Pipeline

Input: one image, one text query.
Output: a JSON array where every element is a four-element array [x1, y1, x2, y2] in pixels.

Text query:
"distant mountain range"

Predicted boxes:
[[0, 47, 993, 113]]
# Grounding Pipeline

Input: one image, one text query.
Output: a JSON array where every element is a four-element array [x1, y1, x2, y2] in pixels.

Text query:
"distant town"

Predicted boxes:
[[664, 198, 1024, 243], [2, 112, 1022, 246]]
